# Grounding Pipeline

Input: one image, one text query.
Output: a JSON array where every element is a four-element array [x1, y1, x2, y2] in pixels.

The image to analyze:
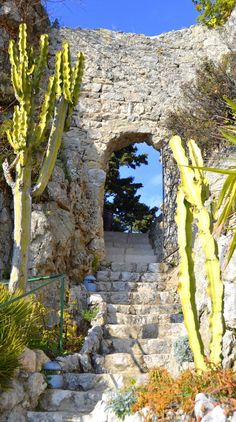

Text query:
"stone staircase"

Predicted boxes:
[[28, 232, 185, 421]]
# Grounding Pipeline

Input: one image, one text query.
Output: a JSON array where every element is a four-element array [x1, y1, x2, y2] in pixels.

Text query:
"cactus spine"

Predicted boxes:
[[3, 24, 84, 293], [169, 136, 224, 368]]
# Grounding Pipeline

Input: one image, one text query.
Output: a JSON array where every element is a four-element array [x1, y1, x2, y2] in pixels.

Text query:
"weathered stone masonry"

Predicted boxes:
[[49, 12, 236, 274], [0, 5, 236, 282]]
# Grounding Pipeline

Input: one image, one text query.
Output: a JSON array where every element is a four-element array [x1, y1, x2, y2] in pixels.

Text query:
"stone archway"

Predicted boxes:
[[100, 130, 162, 251]]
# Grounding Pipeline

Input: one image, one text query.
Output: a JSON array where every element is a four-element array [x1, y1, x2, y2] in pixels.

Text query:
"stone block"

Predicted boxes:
[[103, 353, 142, 373], [19, 347, 37, 373], [34, 349, 50, 372], [39, 389, 102, 413], [0, 379, 24, 411], [148, 263, 161, 273], [96, 271, 110, 282], [141, 323, 159, 339]]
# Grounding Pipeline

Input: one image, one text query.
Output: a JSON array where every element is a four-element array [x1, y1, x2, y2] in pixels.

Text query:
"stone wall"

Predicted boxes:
[[47, 9, 235, 277], [0, 4, 236, 284]]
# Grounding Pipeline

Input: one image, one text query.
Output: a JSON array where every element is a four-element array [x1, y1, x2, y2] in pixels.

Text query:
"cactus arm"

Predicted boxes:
[[71, 52, 85, 105], [8, 40, 21, 99], [9, 153, 32, 293], [170, 135, 224, 366], [65, 52, 85, 130], [176, 187, 206, 371], [55, 51, 63, 99], [33, 34, 49, 92], [62, 42, 72, 103], [31, 97, 68, 198], [188, 139, 210, 202], [34, 76, 56, 146]]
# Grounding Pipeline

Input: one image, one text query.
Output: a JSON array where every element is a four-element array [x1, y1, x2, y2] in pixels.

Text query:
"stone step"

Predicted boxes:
[[105, 246, 154, 254], [106, 312, 160, 325], [104, 232, 150, 242], [28, 409, 143, 422], [95, 281, 165, 292], [102, 352, 145, 373], [104, 323, 159, 339], [96, 267, 161, 282], [107, 303, 181, 315], [143, 353, 173, 370], [94, 290, 176, 305], [158, 322, 187, 338], [108, 262, 150, 272], [105, 254, 157, 264], [62, 372, 147, 391], [39, 389, 101, 413], [107, 311, 184, 325], [96, 271, 141, 282], [27, 412, 83, 422], [108, 338, 172, 355], [102, 352, 174, 373], [106, 241, 154, 249]]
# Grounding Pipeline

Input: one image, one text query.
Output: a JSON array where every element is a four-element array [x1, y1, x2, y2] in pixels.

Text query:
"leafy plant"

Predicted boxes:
[[81, 306, 99, 322], [173, 336, 194, 365], [0, 284, 37, 389], [107, 386, 137, 420], [192, 0, 236, 27], [28, 301, 85, 357], [133, 367, 236, 420]]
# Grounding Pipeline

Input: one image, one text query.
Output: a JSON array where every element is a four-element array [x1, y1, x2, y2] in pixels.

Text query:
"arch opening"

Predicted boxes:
[[100, 132, 164, 262]]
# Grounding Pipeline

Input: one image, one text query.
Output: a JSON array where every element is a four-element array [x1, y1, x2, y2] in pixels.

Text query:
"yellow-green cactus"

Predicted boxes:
[[175, 187, 206, 371], [169, 135, 224, 368], [3, 24, 84, 293]]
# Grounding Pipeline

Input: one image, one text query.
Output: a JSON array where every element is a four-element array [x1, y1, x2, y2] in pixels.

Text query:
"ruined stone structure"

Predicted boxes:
[[0, 4, 236, 280], [0, 3, 236, 420]]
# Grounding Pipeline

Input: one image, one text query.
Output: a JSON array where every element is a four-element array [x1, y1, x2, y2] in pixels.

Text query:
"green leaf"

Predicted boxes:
[[225, 230, 236, 267], [188, 165, 236, 176], [221, 129, 236, 145], [223, 96, 236, 112]]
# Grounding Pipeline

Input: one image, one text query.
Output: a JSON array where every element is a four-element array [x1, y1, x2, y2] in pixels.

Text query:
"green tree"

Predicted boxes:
[[192, 0, 236, 27], [104, 145, 158, 232], [2, 24, 84, 293]]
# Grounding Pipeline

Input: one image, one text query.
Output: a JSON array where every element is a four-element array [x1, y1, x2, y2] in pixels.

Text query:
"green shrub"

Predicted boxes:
[[0, 284, 37, 389], [107, 386, 137, 421], [173, 336, 194, 365], [166, 53, 236, 146], [81, 306, 99, 322]]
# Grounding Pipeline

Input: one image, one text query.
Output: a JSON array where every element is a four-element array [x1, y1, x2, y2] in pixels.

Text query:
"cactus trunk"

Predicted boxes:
[[170, 135, 224, 368], [9, 153, 32, 293], [32, 98, 68, 198], [176, 187, 206, 371]]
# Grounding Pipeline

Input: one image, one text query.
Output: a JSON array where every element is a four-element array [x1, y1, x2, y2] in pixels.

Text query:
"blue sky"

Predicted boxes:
[[46, 0, 198, 36], [46, 1, 198, 210]]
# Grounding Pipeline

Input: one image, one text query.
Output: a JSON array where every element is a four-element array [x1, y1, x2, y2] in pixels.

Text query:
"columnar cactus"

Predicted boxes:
[[3, 24, 84, 293], [169, 136, 224, 369]]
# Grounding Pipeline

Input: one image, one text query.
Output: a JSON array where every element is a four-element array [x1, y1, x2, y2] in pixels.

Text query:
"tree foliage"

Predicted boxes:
[[104, 145, 158, 233], [192, 0, 236, 27]]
